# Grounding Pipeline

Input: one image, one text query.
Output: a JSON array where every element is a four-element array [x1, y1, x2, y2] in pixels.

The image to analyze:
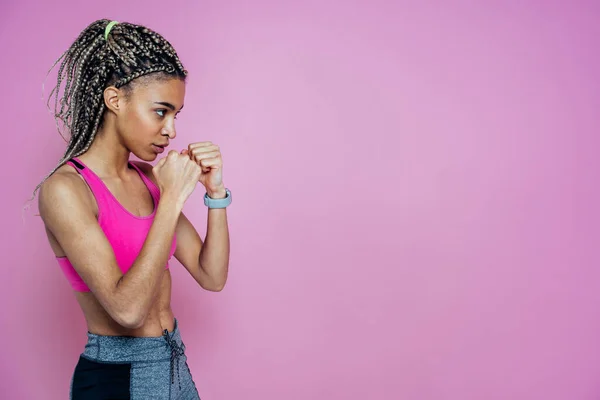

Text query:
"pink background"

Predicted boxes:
[[1, 1, 599, 399]]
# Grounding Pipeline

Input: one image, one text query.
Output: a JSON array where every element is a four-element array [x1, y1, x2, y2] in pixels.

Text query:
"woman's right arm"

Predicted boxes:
[[39, 152, 201, 329]]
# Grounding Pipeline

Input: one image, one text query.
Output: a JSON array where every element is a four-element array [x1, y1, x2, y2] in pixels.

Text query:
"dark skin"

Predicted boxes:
[[38, 76, 230, 337]]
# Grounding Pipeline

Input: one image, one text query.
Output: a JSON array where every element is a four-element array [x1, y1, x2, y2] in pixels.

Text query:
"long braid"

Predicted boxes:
[[29, 19, 187, 205]]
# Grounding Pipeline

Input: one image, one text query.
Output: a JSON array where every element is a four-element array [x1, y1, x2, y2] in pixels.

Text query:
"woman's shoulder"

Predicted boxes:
[[40, 163, 86, 197], [38, 163, 97, 219]]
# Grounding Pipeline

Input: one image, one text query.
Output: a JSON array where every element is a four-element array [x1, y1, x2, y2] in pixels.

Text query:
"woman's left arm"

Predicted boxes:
[[135, 141, 231, 291], [173, 204, 229, 292], [174, 141, 230, 291]]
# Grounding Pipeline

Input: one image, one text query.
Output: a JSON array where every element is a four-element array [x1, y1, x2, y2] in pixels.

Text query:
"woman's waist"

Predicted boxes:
[[82, 317, 183, 363], [76, 276, 174, 337]]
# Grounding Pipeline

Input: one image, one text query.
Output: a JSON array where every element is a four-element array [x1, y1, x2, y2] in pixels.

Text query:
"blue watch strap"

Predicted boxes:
[[204, 188, 232, 208]]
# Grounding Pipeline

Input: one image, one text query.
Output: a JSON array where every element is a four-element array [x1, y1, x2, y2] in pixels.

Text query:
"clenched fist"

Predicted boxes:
[[152, 150, 202, 206], [181, 142, 225, 198]]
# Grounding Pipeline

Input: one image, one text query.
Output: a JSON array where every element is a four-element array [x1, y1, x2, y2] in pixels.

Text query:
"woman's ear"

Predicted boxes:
[[103, 86, 123, 114]]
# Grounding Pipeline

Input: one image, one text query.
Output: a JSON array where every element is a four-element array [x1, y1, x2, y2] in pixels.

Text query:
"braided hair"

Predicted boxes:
[[31, 19, 187, 200]]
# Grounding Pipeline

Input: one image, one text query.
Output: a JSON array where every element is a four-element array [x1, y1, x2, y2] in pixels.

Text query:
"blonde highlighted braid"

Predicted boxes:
[[31, 19, 187, 201]]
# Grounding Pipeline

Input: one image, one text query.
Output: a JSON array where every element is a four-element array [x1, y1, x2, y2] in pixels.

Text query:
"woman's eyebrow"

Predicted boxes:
[[154, 101, 184, 111]]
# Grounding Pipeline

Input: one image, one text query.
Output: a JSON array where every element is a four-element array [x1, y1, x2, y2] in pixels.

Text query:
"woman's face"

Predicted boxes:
[[117, 76, 186, 161]]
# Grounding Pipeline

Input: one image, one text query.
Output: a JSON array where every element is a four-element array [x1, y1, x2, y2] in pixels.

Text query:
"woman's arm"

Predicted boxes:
[[173, 203, 230, 291], [40, 153, 200, 329], [39, 171, 181, 329], [133, 161, 230, 291]]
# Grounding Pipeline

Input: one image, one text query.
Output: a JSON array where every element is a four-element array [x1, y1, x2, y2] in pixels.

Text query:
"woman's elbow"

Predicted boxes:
[[113, 309, 146, 330], [201, 279, 226, 292]]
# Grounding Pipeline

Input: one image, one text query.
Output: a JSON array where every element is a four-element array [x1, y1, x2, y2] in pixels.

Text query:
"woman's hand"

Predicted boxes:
[[182, 141, 226, 198], [152, 150, 202, 206]]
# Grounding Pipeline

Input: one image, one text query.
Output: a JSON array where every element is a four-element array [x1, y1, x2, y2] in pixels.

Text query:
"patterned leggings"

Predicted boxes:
[[70, 319, 201, 399]]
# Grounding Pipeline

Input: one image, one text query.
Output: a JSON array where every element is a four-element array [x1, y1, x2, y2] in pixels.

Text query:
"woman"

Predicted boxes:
[[36, 19, 231, 399]]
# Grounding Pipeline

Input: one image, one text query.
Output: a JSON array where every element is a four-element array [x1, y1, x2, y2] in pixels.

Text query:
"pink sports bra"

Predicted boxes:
[[55, 157, 176, 292]]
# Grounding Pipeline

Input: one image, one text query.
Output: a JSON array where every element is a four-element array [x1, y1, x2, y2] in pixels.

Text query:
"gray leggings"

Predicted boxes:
[[70, 319, 201, 399]]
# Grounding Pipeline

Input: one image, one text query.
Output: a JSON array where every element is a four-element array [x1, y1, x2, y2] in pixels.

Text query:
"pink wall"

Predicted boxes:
[[1, 1, 599, 399]]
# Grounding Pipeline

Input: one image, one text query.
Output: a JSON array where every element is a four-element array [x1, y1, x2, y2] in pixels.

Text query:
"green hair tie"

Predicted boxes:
[[104, 21, 119, 40]]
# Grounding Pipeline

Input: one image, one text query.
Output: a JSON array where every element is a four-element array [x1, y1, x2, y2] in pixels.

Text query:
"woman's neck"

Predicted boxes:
[[76, 129, 131, 178]]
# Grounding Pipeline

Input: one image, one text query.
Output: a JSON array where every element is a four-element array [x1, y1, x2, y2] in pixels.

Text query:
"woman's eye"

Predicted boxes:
[[156, 109, 166, 117]]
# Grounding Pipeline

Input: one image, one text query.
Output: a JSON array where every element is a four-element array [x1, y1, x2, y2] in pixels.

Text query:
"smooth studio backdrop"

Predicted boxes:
[[1, 1, 599, 399]]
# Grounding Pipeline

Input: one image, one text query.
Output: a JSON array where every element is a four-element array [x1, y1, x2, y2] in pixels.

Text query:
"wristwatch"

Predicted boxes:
[[204, 188, 232, 209]]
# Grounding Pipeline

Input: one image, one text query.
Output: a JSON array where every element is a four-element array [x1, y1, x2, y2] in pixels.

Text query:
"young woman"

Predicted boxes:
[[36, 19, 231, 399]]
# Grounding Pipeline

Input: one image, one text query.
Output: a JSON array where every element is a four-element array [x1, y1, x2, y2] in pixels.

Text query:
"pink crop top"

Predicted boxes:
[[56, 157, 176, 292]]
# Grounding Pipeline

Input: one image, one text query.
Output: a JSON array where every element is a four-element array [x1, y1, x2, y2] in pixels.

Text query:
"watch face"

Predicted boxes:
[[205, 189, 231, 208]]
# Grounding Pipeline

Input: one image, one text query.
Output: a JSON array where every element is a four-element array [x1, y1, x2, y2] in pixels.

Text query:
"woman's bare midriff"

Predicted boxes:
[[75, 269, 176, 337]]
